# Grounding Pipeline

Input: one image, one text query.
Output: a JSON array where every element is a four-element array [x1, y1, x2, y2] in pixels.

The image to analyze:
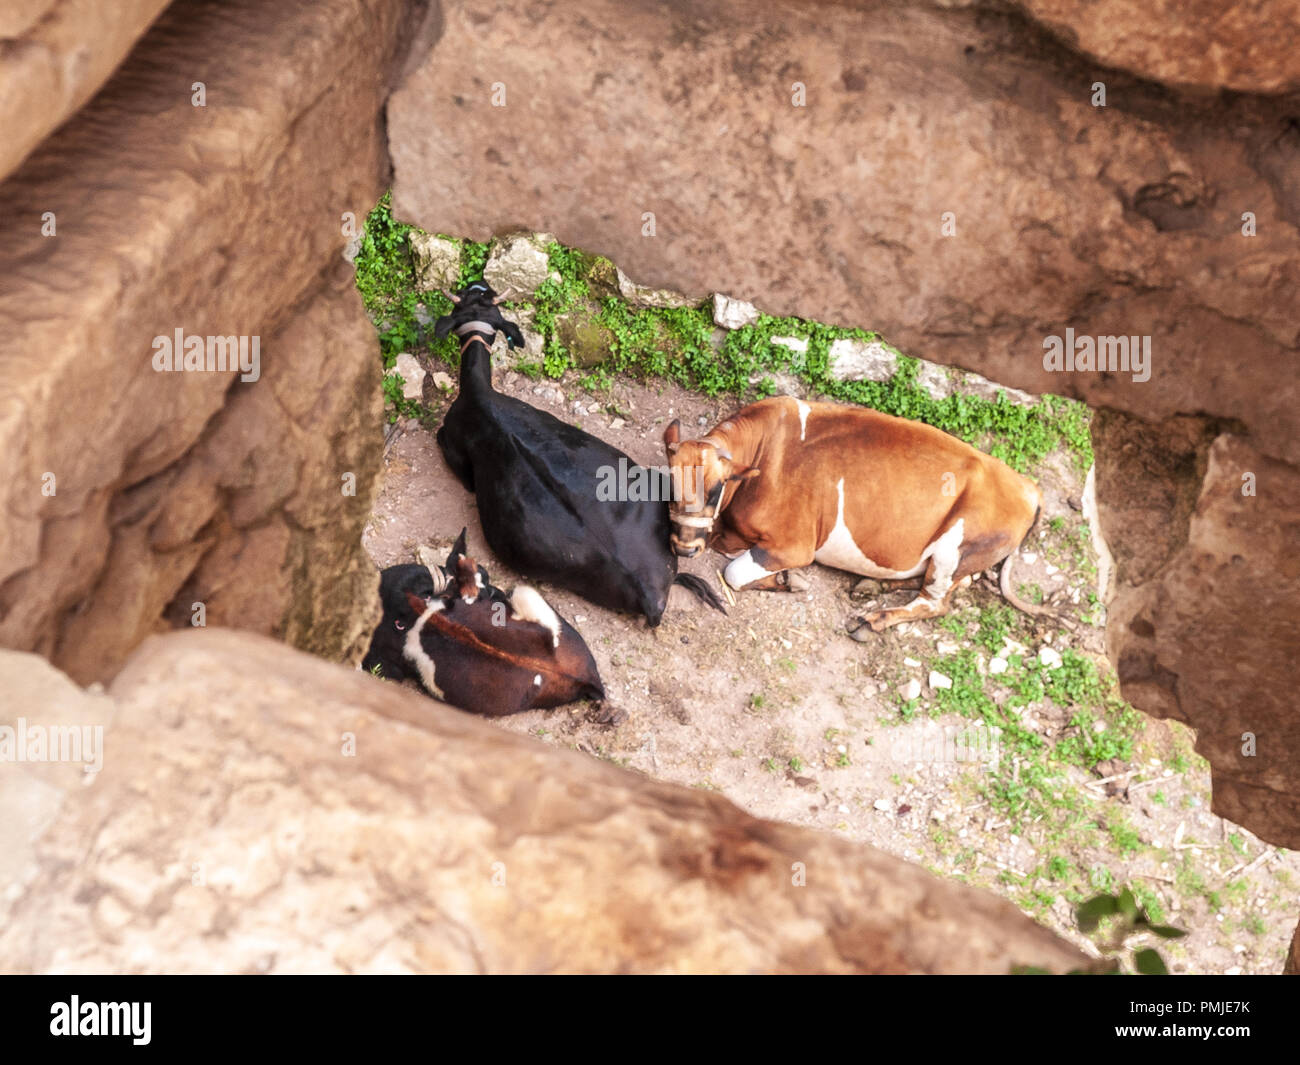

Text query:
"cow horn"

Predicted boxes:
[[442, 289, 461, 304], [492, 287, 517, 304]]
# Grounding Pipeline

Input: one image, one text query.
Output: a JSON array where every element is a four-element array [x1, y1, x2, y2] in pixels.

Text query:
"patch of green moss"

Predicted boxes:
[[355, 191, 1094, 469]]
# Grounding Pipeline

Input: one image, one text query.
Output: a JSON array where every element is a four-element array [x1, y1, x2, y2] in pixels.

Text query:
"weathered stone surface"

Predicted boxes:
[[713, 293, 759, 330], [556, 313, 614, 368], [1008, 0, 1300, 94], [0, 631, 1088, 974], [0, 0, 428, 681], [408, 231, 462, 291], [1103, 431, 1300, 848], [0, 0, 171, 184], [389, 352, 427, 400], [616, 267, 698, 310], [828, 338, 897, 383], [389, 0, 1300, 465], [483, 233, 552, 295], [917, 362, 953, 401]]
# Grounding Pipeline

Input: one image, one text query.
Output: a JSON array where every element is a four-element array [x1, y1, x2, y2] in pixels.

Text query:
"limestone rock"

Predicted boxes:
[[408, 231, 461, 291], [616, 267, 699, 310], [917, 362, 953, 401], [828, 338, 898, 383], [556, 313, 613, 368], [389, 353, 426, 401], [0, 631, 1089, 975], [713, 293, 759, 330], [483, 233, 551, 296]]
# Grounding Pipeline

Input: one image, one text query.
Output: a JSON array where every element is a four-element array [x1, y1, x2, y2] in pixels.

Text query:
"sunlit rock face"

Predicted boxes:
[[0, 0, 440, 681], [0, 631, 1089, 974]]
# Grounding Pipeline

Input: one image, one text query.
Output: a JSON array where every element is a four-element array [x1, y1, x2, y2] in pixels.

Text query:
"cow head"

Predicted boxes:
[[662, 418, 759, 557], [360, 563, 440, 680], [432, 280, 525, 348]]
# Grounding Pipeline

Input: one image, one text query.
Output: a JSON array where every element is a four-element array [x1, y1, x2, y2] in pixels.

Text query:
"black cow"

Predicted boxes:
[[432, 281, 725, 626], [361, 540, 604, 716]]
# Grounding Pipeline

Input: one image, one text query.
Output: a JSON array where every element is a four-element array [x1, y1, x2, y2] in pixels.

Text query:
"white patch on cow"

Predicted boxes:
[[402, 600, 446, 699], [533, 673, 543, 687], [724, 550, 782, 589], [793, 398, 810, 441], [924, 519, 965, 599], [814, 479, 926, 579], [1021, 479, 1041, 517], [510, 585, 561, 647]]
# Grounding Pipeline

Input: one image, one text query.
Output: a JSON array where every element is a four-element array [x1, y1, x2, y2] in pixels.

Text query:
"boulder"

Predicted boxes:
[[0, 631, 1089, 975], [0, 0, 433, 681], [389, 352, 426, 401], [828, 338, 897, 383], [408, 231, 462, 291], [713, 293, 760, 330], [483, 233, 552, 296], [556, 313, 614, 368]]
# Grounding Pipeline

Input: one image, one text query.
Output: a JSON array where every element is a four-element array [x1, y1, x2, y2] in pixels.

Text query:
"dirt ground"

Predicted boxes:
[[363, 364, 1299, 974]]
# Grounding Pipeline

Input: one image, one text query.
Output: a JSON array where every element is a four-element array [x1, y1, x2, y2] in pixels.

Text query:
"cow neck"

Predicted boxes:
[[457, 330, 495, 392], [714, 414, 766, 510]]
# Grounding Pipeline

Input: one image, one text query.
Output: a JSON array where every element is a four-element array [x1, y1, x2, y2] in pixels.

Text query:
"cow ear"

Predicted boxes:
[[433, 314, 455, 340], [502, 321, 525, 349], [663, 418, 681, 452], [405, 591, 428, 615], [729, 465, 761, 482]]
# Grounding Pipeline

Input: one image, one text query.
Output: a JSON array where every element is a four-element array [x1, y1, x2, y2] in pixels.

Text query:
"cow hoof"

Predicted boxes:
[[847, 613, 885, 640], [785, 571, 811, 593], [848, 610, 890, 637], [590, 702, 628, 727]]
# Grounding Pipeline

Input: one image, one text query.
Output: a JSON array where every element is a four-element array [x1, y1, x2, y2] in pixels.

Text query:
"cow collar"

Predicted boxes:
[[458, 329, 496, 354]]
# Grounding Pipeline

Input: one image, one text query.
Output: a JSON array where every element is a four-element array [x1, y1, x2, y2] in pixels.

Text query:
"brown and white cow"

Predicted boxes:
[[663, 396, 1046, 633]]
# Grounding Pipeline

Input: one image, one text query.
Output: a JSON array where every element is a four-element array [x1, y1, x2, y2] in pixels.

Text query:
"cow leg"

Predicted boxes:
[[849, 527, 971, 634], [724, 547, 811, 593], [436, 426, 476, 492], [710, 524, 750, 557], [851, 575, 972, 634]]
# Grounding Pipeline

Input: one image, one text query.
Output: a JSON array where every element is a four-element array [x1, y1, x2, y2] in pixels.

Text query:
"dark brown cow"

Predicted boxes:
[[663, 396, 1046, 633], [399, 553, 605, 715]]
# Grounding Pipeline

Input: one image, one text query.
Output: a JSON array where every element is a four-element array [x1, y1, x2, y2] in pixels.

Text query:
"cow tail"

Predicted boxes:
[[673, 573, 728, 614], [999, 505, 1074, 625]]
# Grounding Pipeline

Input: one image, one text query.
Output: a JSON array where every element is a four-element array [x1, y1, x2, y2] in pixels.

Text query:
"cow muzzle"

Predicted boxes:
[[669, 512, 713, 557]]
